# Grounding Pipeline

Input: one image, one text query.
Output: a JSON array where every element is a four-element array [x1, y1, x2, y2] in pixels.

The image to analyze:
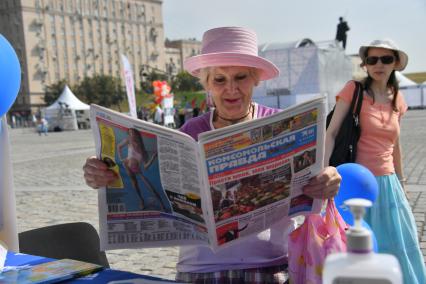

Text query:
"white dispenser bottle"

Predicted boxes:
[[323, 198, 402, 284]]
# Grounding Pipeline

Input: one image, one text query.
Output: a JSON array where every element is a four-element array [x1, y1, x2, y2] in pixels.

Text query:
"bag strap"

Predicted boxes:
[[351, 81, 363, 116]]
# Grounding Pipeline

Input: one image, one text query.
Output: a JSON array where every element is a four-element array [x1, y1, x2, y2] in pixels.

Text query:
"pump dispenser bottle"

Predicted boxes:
[[323, 198, 402, 284]]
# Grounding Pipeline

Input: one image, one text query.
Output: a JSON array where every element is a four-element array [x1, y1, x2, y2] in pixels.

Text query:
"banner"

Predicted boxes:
[[120, 54, 137, 118], [0, 116, 19, 251], [162, 95, 174, 126]]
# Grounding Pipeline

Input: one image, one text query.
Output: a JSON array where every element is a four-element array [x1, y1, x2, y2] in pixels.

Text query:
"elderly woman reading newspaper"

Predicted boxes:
[[83, 27, 341, 283]]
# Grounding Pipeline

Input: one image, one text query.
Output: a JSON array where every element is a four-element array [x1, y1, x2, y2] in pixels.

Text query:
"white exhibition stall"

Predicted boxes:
[[400, 84, 426, 109], [253, 39, 353, 112], [396, 71, 417, 87], [44, 85, 90, 131], [396, 72, 425, 109]]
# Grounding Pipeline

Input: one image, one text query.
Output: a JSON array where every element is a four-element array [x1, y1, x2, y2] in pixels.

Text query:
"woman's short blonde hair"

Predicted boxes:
[[198, 67, 261, 89]]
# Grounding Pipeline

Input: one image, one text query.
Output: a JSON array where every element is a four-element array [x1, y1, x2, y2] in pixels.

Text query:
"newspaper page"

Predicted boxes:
[[91, 96, 327, 250], [198, 96, 326, 249], [90, 105, 210, 250]]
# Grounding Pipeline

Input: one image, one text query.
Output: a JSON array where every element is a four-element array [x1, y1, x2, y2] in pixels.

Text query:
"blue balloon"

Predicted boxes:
[[335, 163, 378, 217], [0, 34, 21, 117], [336, 202, 354, 225]]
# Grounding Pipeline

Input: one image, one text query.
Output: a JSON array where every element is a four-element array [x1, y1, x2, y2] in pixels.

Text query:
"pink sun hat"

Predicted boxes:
[[184, 26, 279, 81]]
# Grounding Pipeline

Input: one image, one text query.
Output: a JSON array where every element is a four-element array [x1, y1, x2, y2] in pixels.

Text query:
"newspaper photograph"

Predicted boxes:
[[90, 96, 327, 251]]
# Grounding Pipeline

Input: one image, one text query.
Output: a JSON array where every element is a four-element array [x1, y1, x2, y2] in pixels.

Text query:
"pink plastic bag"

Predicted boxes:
[[288, 199, 347, 284]]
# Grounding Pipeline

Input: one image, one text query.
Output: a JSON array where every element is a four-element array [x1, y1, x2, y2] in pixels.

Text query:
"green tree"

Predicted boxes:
[[44, 79, 68, 105], [75, 75, 125, 108], [173, 71, 203, 92]]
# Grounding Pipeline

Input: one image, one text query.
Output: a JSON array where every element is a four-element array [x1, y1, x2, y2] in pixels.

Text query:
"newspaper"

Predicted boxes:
[[90, 96, 327, 251]]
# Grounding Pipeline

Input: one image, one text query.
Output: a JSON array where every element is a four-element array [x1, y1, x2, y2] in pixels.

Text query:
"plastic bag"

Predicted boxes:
[[288, 199, 347, 284]]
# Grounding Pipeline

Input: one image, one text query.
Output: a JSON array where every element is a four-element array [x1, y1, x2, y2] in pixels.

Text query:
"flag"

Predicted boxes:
[[120, 54, 137, 118], [0, 116, 19, 251], [191, 98, 197, 109], [200, 100, 206, 112]]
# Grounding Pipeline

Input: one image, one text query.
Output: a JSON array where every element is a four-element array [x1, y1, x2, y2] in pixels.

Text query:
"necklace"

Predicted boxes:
[[215, 104, 254, 125], [368, 87, 393, 104]]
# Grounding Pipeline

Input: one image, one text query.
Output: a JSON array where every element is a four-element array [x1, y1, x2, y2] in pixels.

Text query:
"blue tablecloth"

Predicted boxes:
[[4, 251, 178, 283]]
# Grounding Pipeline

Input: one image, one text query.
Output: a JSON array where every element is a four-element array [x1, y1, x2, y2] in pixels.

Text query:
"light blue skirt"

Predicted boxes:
[[365, 173, 426, 284]]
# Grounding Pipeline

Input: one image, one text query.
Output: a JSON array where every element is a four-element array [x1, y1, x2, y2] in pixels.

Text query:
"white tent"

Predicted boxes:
[[253, 39, 352, 112], [396, 73, 426, 109], [396, 71, 417, 87], [44, 85, 90, 131]]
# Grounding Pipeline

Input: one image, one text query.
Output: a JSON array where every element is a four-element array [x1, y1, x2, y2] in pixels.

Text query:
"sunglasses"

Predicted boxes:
[[365, 55, 395, 65]]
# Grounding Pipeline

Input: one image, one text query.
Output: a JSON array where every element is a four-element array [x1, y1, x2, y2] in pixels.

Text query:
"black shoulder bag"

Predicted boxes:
[[326, 81, 363, 167]]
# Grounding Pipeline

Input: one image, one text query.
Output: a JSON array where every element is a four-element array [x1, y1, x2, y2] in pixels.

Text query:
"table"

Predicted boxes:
[[4, 251, 178, 283]]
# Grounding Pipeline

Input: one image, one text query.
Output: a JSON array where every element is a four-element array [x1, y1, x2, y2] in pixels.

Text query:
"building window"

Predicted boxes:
[[150, 27, 157, 43], [49, 0, 54, 11], [67, 1, 73, 12], [76, 0, 81, 13], [102, 1, 108, 17], [69, 20, 75, 36], [49, 14, 55, 26], [138, 4, 146, 22], [112, 1, 116, 18], [60, 17, 65, 36], [127, 2, 133, 20], [120, 2, 124, 18]]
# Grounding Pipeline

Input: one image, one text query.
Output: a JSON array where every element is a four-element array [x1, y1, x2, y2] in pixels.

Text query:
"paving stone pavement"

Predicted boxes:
[[10, 128, 179, 279], [9, 109, 426, 279]]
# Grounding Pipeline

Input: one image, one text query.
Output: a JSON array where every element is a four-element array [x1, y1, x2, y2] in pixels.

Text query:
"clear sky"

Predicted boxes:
[[163, 0, 426, 74]]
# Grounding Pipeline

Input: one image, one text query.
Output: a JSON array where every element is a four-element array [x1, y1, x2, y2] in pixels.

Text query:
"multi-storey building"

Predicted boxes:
[[0, 0, 165, 116], [165, 39, 201, 72]]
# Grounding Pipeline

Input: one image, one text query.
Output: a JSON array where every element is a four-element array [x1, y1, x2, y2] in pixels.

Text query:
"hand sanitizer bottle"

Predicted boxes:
[[323, 198, 402, 284]]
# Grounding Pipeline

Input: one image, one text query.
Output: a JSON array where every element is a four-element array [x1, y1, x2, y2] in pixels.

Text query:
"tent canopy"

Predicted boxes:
[[46, 85, 89, 110], [254, 38, 352, 111], [395, 71, 417, 87], [44, 86, 90, 131]]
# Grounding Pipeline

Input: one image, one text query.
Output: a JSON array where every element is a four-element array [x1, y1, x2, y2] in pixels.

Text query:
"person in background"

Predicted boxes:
[[137, 106, 144, 120], [32, 114, 37, 127], [184, 101, 193, 122], [325, 39, 426, 284], [37, 116, 48, 136], [11, 115, 16, 128], [83, 26, 341, 283], [192, 106, 200, 118], [177, 107, 186, 128], [335, 17, 350, 49], [153, 105, 164, 125]]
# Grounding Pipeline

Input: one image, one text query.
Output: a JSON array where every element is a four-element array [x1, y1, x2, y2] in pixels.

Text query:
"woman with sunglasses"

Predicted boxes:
[[326, 39, 426, 284]]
